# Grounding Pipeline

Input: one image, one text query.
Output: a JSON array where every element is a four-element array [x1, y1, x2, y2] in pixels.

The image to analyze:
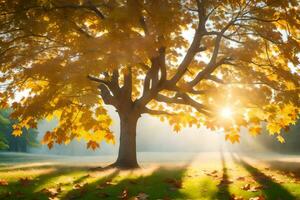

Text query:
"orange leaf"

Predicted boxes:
[[87, 140, 100, 150]]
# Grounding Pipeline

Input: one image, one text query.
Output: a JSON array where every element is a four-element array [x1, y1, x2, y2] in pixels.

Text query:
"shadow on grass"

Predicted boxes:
[[62, 169, 120, 200], [0, 165, 90, 200], [0, 165, 190, 199], [215, 151, 231, 200], [233, 155, 295, 200], [67, 166, 189, 199], [265, 160, 300, 178], [101, 166, 188, 199]]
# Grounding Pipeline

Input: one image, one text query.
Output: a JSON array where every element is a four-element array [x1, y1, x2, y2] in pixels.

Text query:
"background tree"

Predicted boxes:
[[0, 109, 39, 152], [0, 0, 299, 168]]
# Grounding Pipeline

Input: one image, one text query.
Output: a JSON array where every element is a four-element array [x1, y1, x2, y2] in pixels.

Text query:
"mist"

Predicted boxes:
[[26, 106, 296, 156]]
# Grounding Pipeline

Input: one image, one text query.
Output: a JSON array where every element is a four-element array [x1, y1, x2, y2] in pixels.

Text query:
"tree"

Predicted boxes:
[[0, 109, 39, 152], [0, 0, 299, 168]]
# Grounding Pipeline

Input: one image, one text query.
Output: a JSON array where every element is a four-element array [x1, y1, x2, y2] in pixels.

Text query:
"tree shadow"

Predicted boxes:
[[232, 154, 295, 200], [52, 165, 189, 199], [99, 166, 188, 199], [3, 164, 189, 199], [264, 160, 300, 178], [0, 165, 86, 199], [62, 169, 120, 200], [215, 151, 231, 200]]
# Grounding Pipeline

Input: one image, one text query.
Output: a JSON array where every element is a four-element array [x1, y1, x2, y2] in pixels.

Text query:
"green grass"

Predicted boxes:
[[0, 152, 300, 199]]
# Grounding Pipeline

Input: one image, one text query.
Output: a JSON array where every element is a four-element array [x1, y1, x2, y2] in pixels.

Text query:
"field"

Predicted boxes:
[[0, 152, 300, 200]]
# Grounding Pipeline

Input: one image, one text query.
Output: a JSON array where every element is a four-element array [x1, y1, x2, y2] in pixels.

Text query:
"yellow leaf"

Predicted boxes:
[[12, 129, 22, 137], [277, 135, 285, 143], [173, 124, 181, 132], [249, 126, 261, 137], [225, 133, 240, 143], [267, 123, 281, 135]]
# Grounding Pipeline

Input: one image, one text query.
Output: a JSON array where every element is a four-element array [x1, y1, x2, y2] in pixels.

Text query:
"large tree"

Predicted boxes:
[[0, 0, 299, 168]]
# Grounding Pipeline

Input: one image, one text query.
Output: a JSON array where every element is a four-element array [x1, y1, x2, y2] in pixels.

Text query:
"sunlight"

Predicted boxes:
[[220, 107, 233, 118]]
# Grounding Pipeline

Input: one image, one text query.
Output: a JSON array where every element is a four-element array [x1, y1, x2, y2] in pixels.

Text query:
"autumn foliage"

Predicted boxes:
[[0, 0, 299, 156]]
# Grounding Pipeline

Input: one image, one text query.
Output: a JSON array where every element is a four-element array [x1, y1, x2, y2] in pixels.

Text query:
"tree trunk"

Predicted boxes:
[[113, 112, 139, 169]]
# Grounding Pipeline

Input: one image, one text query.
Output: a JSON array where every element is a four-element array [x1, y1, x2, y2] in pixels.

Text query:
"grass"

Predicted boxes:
[[0, 152, 300, 199]]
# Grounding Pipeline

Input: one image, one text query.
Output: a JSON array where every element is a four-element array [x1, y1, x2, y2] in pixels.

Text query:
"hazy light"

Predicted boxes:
[[220, 107, 233, 118]]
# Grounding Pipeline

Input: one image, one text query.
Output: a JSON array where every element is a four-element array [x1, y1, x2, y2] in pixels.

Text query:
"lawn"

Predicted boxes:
[[0, 152, 300, 200]]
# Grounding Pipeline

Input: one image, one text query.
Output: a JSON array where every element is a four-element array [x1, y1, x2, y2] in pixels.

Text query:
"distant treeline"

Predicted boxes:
[[0, 109, 39, 152]]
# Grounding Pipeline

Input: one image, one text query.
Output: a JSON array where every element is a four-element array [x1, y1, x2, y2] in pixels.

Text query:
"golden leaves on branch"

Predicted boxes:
[[87, 140, 100, 150], [249, 126, 262, 137], [11, 126, 22, 137], [276, 135, 285, 143], [225, 130, 240, 144], [36, 102, 115, 150]]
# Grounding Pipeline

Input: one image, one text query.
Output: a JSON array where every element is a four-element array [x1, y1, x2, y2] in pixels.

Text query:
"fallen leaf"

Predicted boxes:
[[241, 183, 251, 191], [49, 197, 60, 200], [118, 189, 129, 199], [249, 195, 265, 200], [0, 179, 8, 186], [41, 188, 59, 198], [204, 171, 219, 178], [219, 179, 233, 186], [249, 187, 258, 192], [96, 180, 115, 189], [230, 194, 244, 200], [236, 176, 246, 181], [72, 183, 87, 190], [249, 185, 264, 192]]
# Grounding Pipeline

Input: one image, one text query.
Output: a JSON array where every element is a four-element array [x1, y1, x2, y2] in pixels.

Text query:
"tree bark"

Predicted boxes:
[[113, 112, 139, 169]]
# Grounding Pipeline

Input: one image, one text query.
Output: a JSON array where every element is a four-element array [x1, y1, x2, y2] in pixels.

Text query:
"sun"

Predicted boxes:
[[220, 107, 233, 118]]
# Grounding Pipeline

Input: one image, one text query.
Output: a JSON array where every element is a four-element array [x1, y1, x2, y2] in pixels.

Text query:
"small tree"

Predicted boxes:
[[0, 0, 299, 168]]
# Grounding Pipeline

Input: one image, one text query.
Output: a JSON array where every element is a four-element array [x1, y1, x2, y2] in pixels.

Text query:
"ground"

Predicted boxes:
[[0, 152, 300, 200]]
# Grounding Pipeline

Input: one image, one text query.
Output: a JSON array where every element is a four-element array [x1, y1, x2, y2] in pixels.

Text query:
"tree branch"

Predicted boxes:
[[168, 0, 206, 84], [87, 74, 108, 85], [98, 84, 117, 106], [86, 0, 105, 19], [156, 94, 211, 116], [142, 107, 174, 115]]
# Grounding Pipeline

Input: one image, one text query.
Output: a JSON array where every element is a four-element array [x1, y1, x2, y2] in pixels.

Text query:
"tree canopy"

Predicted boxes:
[[0, 0, 299, 150]]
